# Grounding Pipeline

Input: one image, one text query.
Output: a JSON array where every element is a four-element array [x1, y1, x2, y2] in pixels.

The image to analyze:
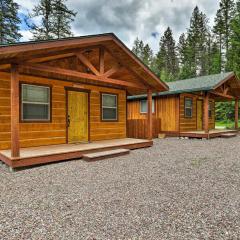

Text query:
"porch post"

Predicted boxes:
[[147, 89, 153, 140], [204, 91, 209, 134], [235, 97, 239, 129], [11, 64, 20, 158]]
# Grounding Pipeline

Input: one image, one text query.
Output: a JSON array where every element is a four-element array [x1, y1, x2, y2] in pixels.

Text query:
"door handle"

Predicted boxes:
[[67, 115, 70, 127]]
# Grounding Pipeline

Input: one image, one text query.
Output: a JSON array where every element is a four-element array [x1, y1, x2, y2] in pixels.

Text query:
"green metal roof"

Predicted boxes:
[[128, 72, 235, 100]]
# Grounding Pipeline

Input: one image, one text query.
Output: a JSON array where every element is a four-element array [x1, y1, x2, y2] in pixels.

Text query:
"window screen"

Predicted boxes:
[[102, 93, 118, 121], [21, 84, 50, 121]]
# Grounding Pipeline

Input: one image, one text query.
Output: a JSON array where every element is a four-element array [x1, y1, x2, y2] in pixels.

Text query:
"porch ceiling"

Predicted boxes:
[[0, 33, 168, 95]]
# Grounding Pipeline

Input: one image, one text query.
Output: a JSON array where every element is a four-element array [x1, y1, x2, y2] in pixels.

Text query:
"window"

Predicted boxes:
[[209, 102, 213, 118], [184, 98, 193, 118], [140, 99, 155, 113], [21, 84, 51, 122], [101, 93, 118, 121]]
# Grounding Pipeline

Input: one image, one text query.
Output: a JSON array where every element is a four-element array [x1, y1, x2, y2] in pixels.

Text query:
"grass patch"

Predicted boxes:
[[215, 120, 240, 129]]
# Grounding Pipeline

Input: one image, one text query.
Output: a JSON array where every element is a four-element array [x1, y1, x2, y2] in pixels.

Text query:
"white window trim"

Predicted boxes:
[[140, 99, 155, 114], [101, 93, 118, 121], [21, 84, 51, 122]]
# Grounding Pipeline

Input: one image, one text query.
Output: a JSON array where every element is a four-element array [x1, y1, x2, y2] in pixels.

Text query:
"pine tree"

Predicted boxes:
[[132, 38, 154, 69], [142, 43, 154, 68], [0, 0, 22, 44], [208, 41, 222, 74], [132, 38, 144, 59], [156, 27, 179, 81], [186, 6, 209, 77], [28, 0, 76, 40], [228, 0, 240, 77], [28, 0, 55, 40], [52, 0, 76, 39], [213, 0, 235, 71]]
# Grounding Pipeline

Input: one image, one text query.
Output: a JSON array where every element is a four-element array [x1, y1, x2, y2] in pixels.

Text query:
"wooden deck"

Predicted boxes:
[[0, 138, 153, 168], [179, 129, 238, 139]]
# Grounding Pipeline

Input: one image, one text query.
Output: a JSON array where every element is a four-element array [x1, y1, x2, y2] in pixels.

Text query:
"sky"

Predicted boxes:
[[16, 0, 220, 53]]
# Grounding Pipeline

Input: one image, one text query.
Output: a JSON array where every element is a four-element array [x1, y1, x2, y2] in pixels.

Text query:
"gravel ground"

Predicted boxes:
[[0, 136, 240, 240]]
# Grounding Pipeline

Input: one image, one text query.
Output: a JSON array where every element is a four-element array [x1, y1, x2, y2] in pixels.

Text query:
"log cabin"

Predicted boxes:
[[0, 33, 168, 168], [127, 72, 240, 139]]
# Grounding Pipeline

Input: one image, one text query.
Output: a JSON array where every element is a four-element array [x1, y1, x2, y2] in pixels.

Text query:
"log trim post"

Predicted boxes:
[[235, 97, 239, 129], [11, 64, 20, 158], [147, 89, 153, 140], [204, 91, 209, 134], [99, 47, 104, 74]]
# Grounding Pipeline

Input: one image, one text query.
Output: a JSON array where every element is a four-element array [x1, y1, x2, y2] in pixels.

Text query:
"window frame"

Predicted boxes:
[[20, 82, 52, 123], [101, 93, 118, 122], [208, 101, 214, 119], [184, 97, 193, 118], [140, 99, 155, 114]]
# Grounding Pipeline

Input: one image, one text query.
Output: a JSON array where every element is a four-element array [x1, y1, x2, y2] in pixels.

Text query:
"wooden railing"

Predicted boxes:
[[127, 118, 161, 139]]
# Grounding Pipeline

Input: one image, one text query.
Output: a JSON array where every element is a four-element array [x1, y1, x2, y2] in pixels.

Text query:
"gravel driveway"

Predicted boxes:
[[0, 136, 240, 239]]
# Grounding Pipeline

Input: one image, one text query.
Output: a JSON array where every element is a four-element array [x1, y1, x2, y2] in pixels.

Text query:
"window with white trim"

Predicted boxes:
[[140, 99, 155, 113], [21, 84, 51, 121], [101, 93, 118, 121]]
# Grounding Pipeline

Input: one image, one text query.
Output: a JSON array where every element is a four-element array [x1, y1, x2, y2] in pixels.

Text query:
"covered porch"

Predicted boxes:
[[0, 34, 168, 168], [180, 72, 240, 139], [0, 138, 152, 168]]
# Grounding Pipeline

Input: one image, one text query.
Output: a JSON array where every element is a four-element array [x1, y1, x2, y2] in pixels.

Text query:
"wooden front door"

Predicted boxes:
[[67, 91, 88, 143], [197, 100, 203, 130]]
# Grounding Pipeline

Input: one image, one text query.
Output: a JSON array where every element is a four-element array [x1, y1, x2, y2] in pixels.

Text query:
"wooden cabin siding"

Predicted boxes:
[[127, 100, 157, 119], [180, 93, 215, 132], [127, 95, 179, 133], [179, 93, 198, 131], [156, 95, 179, 132], [0, 72, 126, 150]]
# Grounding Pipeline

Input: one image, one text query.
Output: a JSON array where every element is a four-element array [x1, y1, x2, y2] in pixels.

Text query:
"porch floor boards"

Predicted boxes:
[[180, 129, 238, 139], [0, 138, 152, 168]]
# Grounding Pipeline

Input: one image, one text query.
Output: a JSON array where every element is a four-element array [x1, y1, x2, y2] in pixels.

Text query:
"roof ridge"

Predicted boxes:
[[167, 72, 234, 85]]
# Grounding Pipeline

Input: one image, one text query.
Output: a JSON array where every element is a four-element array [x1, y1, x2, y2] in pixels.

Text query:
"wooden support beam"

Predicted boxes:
[[10, 64, 20, 158], [0, 64, 10, 70], [210, 91, 234, 100], [29, 53, 75, 63], [104, 47, 151, 89], [147, 89, 153, 140], [19, 63, 146, 90], [76, 52, 100, 76], [103, 65, 121, 78], [223, 86, 230, 95], [235, 98, 239, 129], [204, 92, 209, 134], [99, 47, 105, 74]]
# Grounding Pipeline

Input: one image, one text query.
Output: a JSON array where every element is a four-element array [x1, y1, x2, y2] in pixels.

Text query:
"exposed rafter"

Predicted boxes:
[[19, 63, 146, 89], [103, 65, 122, 78], [76, 52, 100, 76], [210, 90, 234, 100], [104, 47, 150, 89]]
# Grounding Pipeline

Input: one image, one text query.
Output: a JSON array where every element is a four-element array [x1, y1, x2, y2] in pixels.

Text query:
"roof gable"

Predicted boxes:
[[0, 33, 168, 93]]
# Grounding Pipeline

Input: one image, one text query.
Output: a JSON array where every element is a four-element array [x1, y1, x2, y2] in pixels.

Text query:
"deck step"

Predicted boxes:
[[220, 133, 237, 138], [82, 149, 130, 161]]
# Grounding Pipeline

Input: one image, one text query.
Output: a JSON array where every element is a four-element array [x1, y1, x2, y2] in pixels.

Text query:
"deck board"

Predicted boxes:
[[0, 138, 152, 168], [180, 129, 238, 139]]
